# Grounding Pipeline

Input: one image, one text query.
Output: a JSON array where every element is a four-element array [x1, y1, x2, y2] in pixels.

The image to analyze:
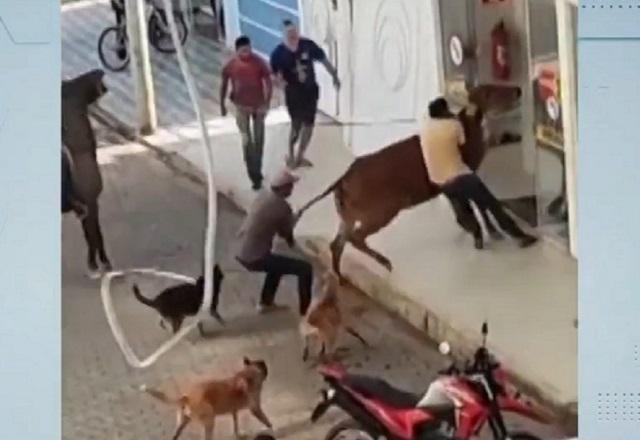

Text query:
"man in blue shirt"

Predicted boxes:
[[270, 20, 340, 168]]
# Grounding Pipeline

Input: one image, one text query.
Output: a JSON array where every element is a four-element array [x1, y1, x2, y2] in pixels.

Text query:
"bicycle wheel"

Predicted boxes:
[[148, 11, 188, 54], [324, 419, 377, 440], [98, 26, 130, 72]]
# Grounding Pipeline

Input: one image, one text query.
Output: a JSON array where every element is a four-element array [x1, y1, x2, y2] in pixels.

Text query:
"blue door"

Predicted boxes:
[[237, 0, 300, 58]]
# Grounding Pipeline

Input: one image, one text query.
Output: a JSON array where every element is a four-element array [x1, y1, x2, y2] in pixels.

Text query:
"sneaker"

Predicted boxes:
[[285, 155, 296, 168], [256, 303, 288, 314], [297, 157, 314, 168], [252, 181, 262, 191]]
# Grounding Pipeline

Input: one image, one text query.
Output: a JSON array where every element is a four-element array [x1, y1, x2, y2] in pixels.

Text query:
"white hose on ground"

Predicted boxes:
[[99, 0, 217, 368], [161, 0, 217, 327]]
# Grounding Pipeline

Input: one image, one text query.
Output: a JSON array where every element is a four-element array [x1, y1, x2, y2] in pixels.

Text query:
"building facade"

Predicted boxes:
[[221, 0, 578, 257], [436, 0, 578, 256]]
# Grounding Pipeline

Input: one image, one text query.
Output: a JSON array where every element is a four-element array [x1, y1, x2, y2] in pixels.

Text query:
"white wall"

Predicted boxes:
[[221, 0, 240, 50], [345, 0, 441, 156]]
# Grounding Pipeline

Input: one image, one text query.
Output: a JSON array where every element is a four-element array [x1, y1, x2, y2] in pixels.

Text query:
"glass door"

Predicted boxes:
[[438, 0, 537, 227], [528, 0, 569, 244]]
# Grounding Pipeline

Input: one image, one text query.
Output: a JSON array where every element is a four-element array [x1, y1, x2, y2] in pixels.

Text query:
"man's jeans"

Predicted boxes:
[[441, 173, 528, 240], [235, 107, 265, 187], [238, 253, 313, 316]]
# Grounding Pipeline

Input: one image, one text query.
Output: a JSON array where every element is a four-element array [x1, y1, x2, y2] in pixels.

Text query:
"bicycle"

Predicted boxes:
[[98, 0, 189, 72]]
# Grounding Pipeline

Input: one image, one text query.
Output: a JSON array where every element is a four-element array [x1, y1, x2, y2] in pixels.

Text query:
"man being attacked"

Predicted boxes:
[[420, 97, 537, 250]]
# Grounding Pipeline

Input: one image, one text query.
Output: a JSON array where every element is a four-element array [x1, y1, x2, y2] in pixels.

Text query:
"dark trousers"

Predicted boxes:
[[239, 253, 313, 316], [442, 173, 527, 240], [285, 83, 320, 126], [234, 107, 265, 187]]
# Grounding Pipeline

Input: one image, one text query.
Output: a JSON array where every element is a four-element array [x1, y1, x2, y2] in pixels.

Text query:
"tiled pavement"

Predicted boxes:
[[62, 0, 226, 128], [61, 118, 565, 439], [62, 0, 284, 131]]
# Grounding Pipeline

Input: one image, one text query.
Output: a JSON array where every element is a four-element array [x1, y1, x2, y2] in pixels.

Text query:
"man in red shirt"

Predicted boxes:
[[221, 36, 273, 190]]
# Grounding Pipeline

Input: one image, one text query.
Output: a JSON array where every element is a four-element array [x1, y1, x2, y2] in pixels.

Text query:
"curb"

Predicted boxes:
[[91, 108, 577, 436]]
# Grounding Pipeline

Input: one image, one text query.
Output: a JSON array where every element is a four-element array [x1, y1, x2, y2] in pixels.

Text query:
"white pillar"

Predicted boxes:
[[126, 0, 158, 135], [556, 0, 578, 258]]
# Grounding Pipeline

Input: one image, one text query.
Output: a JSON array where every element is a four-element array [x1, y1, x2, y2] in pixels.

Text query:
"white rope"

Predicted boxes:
[[163, 0, 218, 328], [100, 0, 217, 368]]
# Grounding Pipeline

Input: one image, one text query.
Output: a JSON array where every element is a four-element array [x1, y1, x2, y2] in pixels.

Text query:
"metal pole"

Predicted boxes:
[[126, 0, 158, 135]]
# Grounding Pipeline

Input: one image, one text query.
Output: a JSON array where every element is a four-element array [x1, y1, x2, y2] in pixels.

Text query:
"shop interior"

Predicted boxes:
[[438, 0, 572, 247]]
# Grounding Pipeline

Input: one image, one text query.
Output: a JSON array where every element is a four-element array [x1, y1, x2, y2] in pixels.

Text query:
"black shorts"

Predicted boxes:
[[285, 84, 319, 125]]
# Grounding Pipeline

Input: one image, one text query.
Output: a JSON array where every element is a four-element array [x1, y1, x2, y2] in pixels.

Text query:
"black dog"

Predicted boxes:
[[132, 265, 225, 336]]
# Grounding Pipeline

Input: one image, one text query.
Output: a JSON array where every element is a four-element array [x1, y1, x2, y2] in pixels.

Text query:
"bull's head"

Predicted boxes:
[[467, 84, 521, 115], [62, 69, 108, 106]]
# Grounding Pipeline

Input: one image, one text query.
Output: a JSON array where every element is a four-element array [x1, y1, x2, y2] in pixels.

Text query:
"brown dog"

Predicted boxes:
[[300, 273, 368, 362], [141, 357, 272, 440]]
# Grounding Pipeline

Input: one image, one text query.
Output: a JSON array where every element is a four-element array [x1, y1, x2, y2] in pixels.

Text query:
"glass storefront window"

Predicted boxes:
[[438, 0, 538, 228]]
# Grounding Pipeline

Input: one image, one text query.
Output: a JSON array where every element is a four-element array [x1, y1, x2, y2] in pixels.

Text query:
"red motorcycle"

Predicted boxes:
[[310, 323, 552, 440]]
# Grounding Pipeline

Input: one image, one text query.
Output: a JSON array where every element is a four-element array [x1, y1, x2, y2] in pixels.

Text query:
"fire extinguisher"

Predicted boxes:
[[491, 20, 511, 80]]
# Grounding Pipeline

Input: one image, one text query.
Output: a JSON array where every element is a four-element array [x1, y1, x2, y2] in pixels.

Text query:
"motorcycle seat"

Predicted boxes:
[[343, 374, 422, 408]]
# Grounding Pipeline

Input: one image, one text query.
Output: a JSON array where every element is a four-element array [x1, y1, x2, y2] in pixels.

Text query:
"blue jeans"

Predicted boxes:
[[239, 253, 313, 316]]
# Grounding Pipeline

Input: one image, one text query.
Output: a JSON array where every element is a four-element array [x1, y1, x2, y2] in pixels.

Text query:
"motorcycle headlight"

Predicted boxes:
[[327, 388, 336, 399]]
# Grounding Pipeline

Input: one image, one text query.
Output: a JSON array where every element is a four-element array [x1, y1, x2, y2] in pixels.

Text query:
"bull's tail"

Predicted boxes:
[[296, 178, 342, 220]]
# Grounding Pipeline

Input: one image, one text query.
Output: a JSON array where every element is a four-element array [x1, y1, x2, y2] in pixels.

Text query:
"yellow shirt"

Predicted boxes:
[[420, 118, 470, 185]]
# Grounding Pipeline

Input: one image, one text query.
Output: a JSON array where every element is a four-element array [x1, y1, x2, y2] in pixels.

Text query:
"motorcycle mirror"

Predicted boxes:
[[438, 341, 451, 355]]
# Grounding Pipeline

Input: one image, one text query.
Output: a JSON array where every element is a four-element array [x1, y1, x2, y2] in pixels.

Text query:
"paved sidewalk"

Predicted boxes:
[[61, 122, 565, 439]]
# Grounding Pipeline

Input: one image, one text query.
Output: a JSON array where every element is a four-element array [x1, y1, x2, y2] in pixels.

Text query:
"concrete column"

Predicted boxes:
[[556, 0, 578, 258], [126, 0, 158, 135]]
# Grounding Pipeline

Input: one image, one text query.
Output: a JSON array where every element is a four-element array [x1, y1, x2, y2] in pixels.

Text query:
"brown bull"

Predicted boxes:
[[295, 85, 521, 279], [62, 69, 112, 277]]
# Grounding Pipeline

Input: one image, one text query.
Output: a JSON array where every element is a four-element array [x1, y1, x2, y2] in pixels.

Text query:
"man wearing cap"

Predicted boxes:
[[235, 169, 313, 315], [421, 97, 537, 250]]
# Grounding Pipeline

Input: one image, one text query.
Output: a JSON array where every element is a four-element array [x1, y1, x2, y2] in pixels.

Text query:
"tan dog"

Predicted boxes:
[[300, 272, 368, 362], [141, 357, 272, 440]]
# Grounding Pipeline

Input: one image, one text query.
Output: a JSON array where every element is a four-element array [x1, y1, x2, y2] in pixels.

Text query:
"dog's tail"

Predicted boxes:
[[132, 284, 156, 309]]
